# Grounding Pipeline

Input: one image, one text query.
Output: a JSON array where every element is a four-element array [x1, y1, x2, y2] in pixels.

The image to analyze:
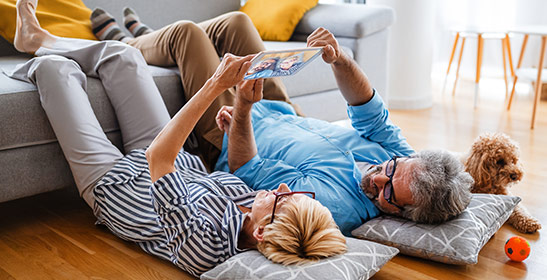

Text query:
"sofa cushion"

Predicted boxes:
[[240, 0, 318, 41], [263, 41, 353, 98]]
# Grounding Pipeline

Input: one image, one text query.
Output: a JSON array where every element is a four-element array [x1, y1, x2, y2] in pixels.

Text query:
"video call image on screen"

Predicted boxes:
[[244, 48, 323, 80]]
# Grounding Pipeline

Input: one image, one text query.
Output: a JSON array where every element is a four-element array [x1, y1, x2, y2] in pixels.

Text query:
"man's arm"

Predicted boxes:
[[225, 79, 264, 172], [307, 27, 373, 106], [308, 28, 413, 156], [146, 54, 253, 182]]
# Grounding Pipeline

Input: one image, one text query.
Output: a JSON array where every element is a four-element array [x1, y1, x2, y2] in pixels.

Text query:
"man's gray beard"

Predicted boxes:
[[361, 165, 382, 199]]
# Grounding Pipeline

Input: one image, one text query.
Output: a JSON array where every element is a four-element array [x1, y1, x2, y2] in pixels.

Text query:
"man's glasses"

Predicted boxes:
[[384, 156, 405, 212], [269, 191, 315, 224]]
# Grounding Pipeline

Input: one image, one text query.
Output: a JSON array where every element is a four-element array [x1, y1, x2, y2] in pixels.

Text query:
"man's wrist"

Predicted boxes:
[[235, 98, 254, 111], [332, 52, 351, 68]]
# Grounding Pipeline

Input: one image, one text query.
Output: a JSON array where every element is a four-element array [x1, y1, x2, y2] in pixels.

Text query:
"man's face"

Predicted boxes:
[[360, 158, 416, 215], [253, 59, 276, 72]]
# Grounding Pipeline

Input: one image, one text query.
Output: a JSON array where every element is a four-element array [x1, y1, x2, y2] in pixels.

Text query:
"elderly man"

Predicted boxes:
[[214, 28, 473, 236]]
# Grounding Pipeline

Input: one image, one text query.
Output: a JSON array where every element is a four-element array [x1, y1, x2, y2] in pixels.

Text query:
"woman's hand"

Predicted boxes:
[[210, 53, 254, 91]]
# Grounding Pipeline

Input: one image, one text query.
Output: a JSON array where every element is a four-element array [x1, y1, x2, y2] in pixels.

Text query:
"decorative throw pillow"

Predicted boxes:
[[240, 0, 318, 41], [352, 194, 521, 265], [0, 0, 96, 44], [200, 237, 398, 280]]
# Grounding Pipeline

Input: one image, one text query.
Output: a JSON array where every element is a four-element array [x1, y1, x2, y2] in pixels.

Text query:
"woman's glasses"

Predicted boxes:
[[269, 191, 315, 224]]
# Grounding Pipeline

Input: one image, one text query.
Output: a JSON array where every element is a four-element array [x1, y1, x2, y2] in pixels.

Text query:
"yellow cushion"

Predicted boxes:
[[240, 0, 318, 41], [0, 0, 96, 44]]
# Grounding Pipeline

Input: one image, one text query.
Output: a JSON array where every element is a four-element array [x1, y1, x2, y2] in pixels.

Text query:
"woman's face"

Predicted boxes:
[[279, 56, 299, 70], [250, 183, 308, 224]]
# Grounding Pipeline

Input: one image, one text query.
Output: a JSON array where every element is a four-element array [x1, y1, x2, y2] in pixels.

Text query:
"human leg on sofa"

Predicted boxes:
[[40, 39, 171, 152], [22, 55, 123, 207], [12, 0, 171, 206]]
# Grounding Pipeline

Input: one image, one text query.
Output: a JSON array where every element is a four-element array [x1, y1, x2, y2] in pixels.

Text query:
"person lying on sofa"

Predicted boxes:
[[89, 7, 302, 172], [213, 28, 475, 236], [9, 0, 347, 277]]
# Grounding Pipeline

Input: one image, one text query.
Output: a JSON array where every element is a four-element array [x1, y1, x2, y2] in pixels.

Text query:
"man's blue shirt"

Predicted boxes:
[[215, 91, 414, 235]]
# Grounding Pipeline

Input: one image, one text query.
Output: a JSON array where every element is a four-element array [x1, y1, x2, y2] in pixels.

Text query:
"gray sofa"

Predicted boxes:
[[0, 0, 394, 203]]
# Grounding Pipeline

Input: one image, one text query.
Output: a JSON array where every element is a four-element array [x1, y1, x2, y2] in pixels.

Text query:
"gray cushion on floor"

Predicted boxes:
[[200, 237, 399, 280], [352, 194, 521, 265]]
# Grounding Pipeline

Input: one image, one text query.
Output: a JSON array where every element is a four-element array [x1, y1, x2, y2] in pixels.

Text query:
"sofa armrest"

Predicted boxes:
[[294, 4, 395, 39]]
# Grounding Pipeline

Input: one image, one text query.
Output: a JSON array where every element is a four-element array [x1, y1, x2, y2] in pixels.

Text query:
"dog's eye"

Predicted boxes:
[[496, 159, 506, 166]]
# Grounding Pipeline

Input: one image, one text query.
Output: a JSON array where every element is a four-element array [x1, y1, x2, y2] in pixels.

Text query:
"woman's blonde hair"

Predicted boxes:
[[256, 196, 347, 265]]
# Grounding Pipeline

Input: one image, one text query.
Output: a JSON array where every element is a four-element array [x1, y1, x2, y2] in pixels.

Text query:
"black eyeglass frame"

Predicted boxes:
[[384, 156, 406, 212], [269, 191, 316, 224]]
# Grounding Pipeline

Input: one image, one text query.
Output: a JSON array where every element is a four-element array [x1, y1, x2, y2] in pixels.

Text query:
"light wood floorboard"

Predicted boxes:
[[1, 76, 545, 279]]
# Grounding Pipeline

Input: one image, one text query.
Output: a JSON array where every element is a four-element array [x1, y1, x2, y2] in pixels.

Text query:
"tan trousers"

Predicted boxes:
[[127, 12, 299, 170]]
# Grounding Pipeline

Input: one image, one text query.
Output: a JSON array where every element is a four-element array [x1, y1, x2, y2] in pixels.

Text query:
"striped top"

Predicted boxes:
[[92, 148, 257, 277]]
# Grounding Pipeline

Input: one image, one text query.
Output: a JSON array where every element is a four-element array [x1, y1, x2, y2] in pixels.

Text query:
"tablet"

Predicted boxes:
[[244, 47, 323, 80]]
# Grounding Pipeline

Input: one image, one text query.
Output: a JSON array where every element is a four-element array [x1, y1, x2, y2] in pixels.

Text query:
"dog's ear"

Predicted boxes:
[[465, 150, 493, 190]]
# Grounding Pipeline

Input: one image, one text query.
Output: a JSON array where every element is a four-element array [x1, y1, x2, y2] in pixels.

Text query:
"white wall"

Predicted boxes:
[[369, 0, 435, 109]]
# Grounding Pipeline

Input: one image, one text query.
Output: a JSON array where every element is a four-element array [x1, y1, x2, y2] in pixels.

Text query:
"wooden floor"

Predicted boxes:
[[1, 76, 545, 279]]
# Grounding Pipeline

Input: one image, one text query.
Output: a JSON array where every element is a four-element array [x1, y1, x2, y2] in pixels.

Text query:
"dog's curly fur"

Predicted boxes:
[[463, 133, 541, 233]]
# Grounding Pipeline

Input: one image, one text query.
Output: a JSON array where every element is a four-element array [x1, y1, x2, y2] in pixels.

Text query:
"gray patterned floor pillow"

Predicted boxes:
[[200, 237, 398, 280], [352, 194, 521, 265]]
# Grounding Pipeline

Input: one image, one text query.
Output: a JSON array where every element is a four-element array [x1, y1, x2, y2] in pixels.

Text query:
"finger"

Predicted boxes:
[[242, 53, 256, 61], [307, 27, 329, 43], [216, 114, 224, 130], [238, 61, 252, 79], [222, 111, 232, 122], [308, 39, 329, 48], [307, 27, 325, 43], [324, 45, 336, 58]]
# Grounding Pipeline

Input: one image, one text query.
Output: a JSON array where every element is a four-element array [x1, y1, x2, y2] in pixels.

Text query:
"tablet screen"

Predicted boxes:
[[244, 47, 323, 80]]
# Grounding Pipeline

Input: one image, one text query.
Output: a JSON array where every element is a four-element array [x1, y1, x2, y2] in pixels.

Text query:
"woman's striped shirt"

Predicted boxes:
[[92, 148, 257, 277]]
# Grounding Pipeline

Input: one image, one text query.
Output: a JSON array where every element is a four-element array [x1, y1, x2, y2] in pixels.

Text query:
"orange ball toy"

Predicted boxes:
[[505, 236, 530, 262]]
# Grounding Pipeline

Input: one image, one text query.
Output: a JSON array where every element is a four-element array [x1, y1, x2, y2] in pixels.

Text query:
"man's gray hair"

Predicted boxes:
[[401, 149, 473, 224]]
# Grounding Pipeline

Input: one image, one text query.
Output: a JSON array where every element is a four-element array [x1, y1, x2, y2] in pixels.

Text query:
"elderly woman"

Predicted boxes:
[[9, 0, 346, 277]]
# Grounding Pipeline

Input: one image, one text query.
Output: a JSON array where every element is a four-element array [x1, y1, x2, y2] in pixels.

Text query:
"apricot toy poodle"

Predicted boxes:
[[463, 133, 541, 233]]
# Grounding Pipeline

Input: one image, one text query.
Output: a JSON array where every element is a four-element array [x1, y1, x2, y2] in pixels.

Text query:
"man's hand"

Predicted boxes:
[[210, 53, 254, 91], [216, 105, 233, 133], [307, 27, 342, 65], [308, 27, 373, 106], [235, 79, 264, 106]]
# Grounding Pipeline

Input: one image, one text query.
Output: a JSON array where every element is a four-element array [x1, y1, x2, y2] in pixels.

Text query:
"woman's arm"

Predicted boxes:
[[146, 54, 253, 182]]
